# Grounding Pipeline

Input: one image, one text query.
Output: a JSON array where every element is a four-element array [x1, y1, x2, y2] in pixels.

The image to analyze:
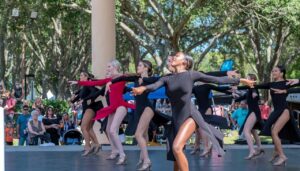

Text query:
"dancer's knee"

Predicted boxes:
[[172, 142, 184, 154], [271, 127, 278, 137], [135, 131, 143, 140], [109, 128, 118, 137]]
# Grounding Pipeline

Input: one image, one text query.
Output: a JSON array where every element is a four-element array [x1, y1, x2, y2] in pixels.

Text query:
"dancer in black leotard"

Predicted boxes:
[[240, 66, 300, 166], [191, 83, 232, 156], [132, 52, 254, 171], [71, 72, 104, 156], [233, 74, 264, 160]]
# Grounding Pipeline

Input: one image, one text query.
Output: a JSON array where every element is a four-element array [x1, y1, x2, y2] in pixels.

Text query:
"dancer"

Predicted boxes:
[[191, 83, 232, 157], [233, 74, 264, 160], [239, 66, 300, 166], [132, 52, 254, 171], [105, 60, 163, 170], [69, 60, 135, 165], [71, 71, 104, 156]]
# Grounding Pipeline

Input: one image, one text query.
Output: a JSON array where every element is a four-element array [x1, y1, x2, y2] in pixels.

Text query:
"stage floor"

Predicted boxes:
[[5, 146, 300, 171]]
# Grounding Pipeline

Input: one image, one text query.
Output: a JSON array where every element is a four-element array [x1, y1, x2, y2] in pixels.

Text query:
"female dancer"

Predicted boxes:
[[240, 66, 300, 165], [191, 83, 232, 157], [71, 71, 103, 156], [233, 74, 264, 159], [106, 60, 161, 170], [70, 60, 135, 165], [132, 52, 254, 171]]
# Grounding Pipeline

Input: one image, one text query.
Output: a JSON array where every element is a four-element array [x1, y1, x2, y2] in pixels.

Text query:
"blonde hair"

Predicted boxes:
[[183, 54, 194, 70], [110, 60, 122, 73]]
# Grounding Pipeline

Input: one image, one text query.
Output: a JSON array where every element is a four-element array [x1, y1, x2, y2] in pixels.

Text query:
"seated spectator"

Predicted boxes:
[[231, 100, 248, 130], [29, 107, 43, 121], [4, 91, 16, 122], [5, 121, 14, 145], [27, 110, 50, 145], [17, 105, 31, 146], [259, 99, 270, 122], [59, 113, 75, 144], [43, 107, 60, 145]]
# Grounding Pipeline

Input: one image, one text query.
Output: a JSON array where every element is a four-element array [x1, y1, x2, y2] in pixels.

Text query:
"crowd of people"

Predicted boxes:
[[0, 81, 83, 146]]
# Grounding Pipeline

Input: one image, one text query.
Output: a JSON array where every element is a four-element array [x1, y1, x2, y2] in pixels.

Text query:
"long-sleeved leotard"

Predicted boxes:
[[110, 75, 162, 135], [78, 78, 135, 120], [192, 84, 231, 128], [234, 87, 263, 135], [145, 71, 240, 161], [71, 86, 104, 116], [240, 79, 300, 141]]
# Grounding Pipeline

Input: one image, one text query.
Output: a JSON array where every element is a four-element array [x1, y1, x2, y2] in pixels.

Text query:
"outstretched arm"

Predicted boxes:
[[192, 71, 240, 85], [142, 76, 160, 84], [144, 77, 166, 92], [287, 79, 300, 88], [205, 71, 227, 77], [132, 76, 167, 95], [209, 84, 232, 94], [78, 78, 112, 86], [111, 75, 139, 84]]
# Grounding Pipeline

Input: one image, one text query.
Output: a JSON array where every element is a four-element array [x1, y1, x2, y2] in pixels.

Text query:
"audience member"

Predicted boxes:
[[43, 107, 60, 145], [5, 121, 14, 145], [17, 105, 31, 146], [27, 110, 50, 145]]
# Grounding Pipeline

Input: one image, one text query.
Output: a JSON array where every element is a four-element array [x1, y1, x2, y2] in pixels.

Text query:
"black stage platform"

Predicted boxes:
[[6, 147, 300, 171]]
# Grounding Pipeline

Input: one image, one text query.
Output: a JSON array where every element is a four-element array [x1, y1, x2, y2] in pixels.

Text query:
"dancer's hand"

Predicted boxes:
[[227, 70, 240, 78], [132, 86, 146, 96], [286, 79, 299, 86], [271, 88, 287, 94], [87, 99, 91, 105], [105, 81, 112, 95], [230, 86, 238, 92], [68, 81, 78, 85], [240, 78, 255, 88]]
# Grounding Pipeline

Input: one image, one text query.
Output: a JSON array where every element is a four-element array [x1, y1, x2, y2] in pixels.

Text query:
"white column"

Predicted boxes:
[[91, 0, 116, 144], [92, 0, 116, 78], [0, 107, 4, 171]]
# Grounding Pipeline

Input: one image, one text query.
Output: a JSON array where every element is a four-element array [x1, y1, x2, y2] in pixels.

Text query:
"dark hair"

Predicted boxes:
[[81, 71, 94, 80], [247, 74, 257, 81], [140, 60, 153, 76], [23, 105, 29, 109], [276, 65, 286, 80]]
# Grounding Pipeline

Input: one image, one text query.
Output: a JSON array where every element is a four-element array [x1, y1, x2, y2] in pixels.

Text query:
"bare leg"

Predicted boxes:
[[271, 109, 290, 160], [135, 107, 154, 163], [174, 162, 180, 171], [89, 121, 99, 144], [195, 130, 201, 148], [251, 129, 262, 150], [199, 129, 212, 157], [243, 112, 257, 157], [81, 109, 94, 150], [109, 106, 127, 157], [106, 113, 119, 156], [191, 109, 224, 156], [173, 118, 197, 171], [190, 129, 200, 154]]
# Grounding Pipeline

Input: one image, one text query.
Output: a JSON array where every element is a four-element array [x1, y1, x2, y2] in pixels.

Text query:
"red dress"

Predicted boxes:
[[78, 78, 135, 120]]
